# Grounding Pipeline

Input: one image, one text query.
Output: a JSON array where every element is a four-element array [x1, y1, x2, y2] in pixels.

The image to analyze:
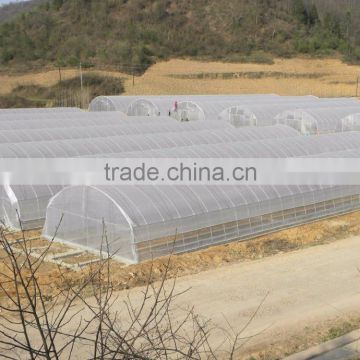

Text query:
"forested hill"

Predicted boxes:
[[0, 0, 45, 23], [0, 0, 360, 73]]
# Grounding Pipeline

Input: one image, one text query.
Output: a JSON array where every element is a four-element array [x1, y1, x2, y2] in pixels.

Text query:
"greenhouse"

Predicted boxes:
[[218, 99, 360, 127], [0, 125, 298, 229], [43, 183, 360, 263], [89, 95, 281, 113], [42, 131, 360, 262], [0, 124, 296, 145], [0, 110, 127, 121], [110, 131, 360, 159], [337, 113, 360, 132], [127, 98, 176, 116], [0, 107, 81, 113], [90, 94, 315, 118], [276, 106, 360, 135], [169, 96, 322, 122], [0, 125, 298, 158], [89, 96, 143, 112]]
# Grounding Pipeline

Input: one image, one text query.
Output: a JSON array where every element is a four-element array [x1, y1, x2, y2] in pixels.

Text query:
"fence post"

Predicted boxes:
[[356, 75, 360, 97]]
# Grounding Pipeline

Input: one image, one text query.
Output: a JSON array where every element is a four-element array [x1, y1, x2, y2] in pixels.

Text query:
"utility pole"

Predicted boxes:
[[132, 65, 135, 87], [79, 61, 83, 108], [79, 61, 83, 92]]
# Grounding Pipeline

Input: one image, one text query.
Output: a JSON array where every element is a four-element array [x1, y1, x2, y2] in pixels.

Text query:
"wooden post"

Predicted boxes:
[[79, 61, 83, 92], [79, 61, 83, 108]]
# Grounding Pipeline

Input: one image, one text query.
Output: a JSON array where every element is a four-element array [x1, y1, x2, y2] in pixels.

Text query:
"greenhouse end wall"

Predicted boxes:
[[44, 186, 137, 263]]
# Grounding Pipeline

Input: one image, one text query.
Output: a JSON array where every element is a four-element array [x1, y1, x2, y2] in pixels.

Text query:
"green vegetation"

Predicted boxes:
[[322, 318, 360, 342], [1, 0, 360, 73], [0, 94, 43, 108], [0, 0, 46, 24], [0, 73, 124, 108]]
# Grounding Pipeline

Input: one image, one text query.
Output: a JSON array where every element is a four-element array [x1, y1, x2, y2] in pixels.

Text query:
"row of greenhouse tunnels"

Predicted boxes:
[[2, 94, 360, 263]]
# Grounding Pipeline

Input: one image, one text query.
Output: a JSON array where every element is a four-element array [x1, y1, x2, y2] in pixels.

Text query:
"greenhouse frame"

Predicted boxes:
[[43, 183, 360, 263], [90, 95, 319, 120], [276, 106, 360, 135], [218, 98, 360, 127], [160, 96, 320, 122], [89, 94, 282, 113], [42, 131, 360, 263], [337, 113, 360, 132]]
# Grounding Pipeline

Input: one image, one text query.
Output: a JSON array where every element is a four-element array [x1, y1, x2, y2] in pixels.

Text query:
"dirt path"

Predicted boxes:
[[5, 218, 360, 358], [105, 235, 360, 359]]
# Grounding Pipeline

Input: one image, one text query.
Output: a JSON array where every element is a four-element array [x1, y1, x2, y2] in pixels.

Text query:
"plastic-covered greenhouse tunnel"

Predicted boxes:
[[42, 131, 360, 264], [44, 183, 360, 264], [276, 106, 360, 135], [0, 125, 299, 230]]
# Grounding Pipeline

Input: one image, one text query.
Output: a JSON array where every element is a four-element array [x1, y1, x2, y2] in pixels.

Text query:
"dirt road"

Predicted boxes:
[[6, 231, 360, 359], [109, 235, 360, 359]]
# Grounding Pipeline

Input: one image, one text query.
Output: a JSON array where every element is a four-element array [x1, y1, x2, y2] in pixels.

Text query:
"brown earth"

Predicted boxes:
[[1, 209, 359, 307]]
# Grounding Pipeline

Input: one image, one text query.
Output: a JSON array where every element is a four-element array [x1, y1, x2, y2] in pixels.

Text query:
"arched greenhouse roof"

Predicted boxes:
[[0, 107, 82, 113], [218, 99, 360, 127], [0, 110, 127, 121], [171, 96, 322, 122], [0, 115, 228, 132], [89, 94, 316, 115], [0, 125, 299, 158], [276, 106, 360, 134], [106, 131, 360, 159], [88, 96, 142, 112], [0, 124, 297, 229], [0, 119, 232, 144], [43, 182, 360, 262], [337, 113, 360, 132]]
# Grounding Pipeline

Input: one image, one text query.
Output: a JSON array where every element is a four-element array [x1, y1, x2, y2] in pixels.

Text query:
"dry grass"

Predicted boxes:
[[1, 57, 360, 97], [0, 69, 130, 96], [122, 57, 360, 97]]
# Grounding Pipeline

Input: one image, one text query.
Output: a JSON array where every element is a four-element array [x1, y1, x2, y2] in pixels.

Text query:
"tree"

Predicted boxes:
[[0, 217, 263, 359]]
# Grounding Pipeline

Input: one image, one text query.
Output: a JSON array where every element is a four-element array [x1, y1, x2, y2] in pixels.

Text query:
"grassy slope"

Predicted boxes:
[[0, 0, 358, 73]]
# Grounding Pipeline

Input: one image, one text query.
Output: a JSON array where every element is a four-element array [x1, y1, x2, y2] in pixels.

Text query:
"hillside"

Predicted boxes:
[[0, 0, 360, 73], [0, 0, 45, 23]]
